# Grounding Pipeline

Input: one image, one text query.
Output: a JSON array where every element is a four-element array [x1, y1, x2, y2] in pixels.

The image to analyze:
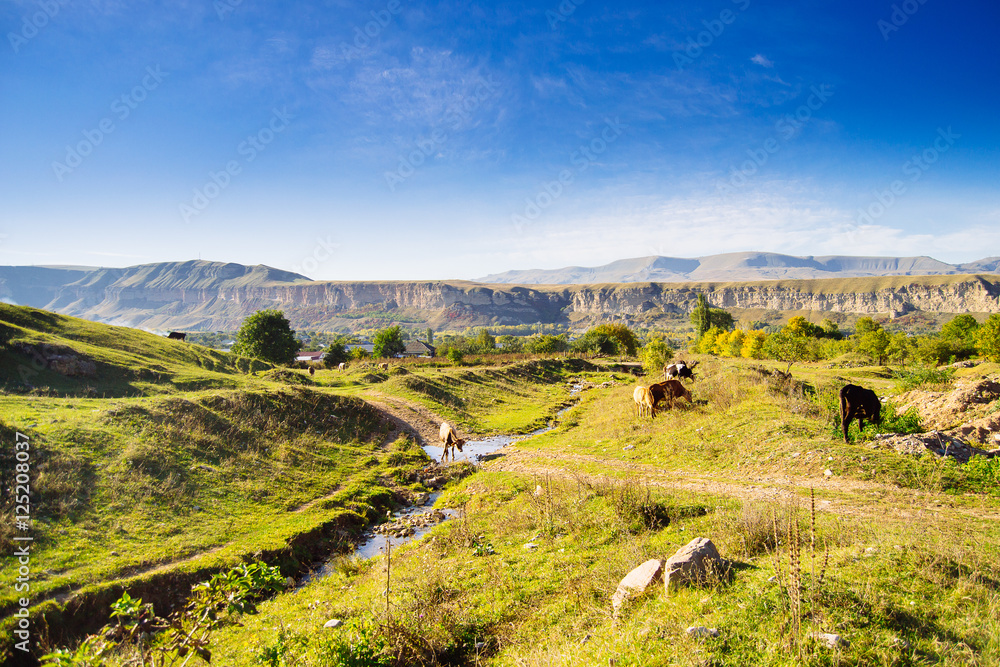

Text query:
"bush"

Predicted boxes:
[[964, 455, 1000, 495], [892, 366, 955, 392], [640, 336, 673, 375], [231, 309, 300, 365]]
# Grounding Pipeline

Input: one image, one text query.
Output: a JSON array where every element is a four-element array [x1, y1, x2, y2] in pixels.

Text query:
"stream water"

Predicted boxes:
[[300, 390, 584, 584]]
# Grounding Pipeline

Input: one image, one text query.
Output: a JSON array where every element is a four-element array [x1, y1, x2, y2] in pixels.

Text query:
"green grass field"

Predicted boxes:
[[3, 304, 999, 666]]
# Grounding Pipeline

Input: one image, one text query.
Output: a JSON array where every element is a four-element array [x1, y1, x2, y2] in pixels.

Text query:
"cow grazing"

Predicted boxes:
[[665, 360, 698, 382], [378, 362, 389, 371], [439, 422, 466, 462], [649, 379, 693, 410], [167, 331, 186, 341], [309, 367, 315, 376], [839, 383, 882, 442], [633, 385, 657, 418], [338, 362, 347, 371]]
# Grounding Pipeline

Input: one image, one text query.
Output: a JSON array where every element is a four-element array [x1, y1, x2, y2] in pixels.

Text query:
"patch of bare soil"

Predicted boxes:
[[892, 377, 1000, 431], [362, 390, 473, 446], [891, 376, 1000, 451]]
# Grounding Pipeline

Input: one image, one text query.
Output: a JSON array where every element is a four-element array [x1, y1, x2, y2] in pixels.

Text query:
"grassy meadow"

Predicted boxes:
[[2, 304, 999, 665]]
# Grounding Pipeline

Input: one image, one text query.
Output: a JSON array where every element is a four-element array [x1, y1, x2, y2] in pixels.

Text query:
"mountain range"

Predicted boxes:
[[2, 255, 1000, 332], [477, 252, 1000, 284]]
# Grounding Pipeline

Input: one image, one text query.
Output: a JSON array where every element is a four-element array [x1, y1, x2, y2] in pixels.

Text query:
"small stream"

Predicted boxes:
[[300, 391, 585, 584]]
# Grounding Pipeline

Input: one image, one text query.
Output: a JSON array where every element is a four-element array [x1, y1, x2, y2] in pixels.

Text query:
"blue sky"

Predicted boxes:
[[1, 0, 998, 280]]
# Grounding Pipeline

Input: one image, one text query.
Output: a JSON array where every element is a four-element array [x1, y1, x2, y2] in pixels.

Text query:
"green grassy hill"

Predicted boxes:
[[4, 305, 999, 665], [0, 304, 272, 397]]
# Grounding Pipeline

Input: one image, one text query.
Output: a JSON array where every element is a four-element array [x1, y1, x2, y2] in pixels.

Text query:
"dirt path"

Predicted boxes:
[[362, 390, 461, 446], [483, 445, 1000, 523]]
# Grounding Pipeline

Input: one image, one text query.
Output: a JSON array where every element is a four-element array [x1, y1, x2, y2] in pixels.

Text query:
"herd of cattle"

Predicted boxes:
[[164, 332, 884, 451], [632, 360, 698, 418], [629, 361, 883, 446]]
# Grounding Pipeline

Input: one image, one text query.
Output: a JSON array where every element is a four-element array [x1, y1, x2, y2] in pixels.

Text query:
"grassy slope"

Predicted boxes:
[[0, 303, 271, 396], [0, 306, 590, 661], [204, 357, 1000, 667]]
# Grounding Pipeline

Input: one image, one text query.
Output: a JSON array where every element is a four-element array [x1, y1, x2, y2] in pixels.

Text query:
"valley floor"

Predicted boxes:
[[7, 351, 1000, 666]]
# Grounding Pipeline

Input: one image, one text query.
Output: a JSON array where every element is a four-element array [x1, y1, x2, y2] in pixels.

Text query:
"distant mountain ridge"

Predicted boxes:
[[2, 257, 999, 332], [477, 252, 1000, 284]]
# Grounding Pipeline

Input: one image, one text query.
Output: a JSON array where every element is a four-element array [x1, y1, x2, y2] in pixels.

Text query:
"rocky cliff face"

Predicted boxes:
[[38, 265, 1000, 331]]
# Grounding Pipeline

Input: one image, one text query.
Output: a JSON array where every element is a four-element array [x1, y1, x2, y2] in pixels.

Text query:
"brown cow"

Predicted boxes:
[[633, 385, 656, 418], [167, 331, 186, 341], [649, 379, 693, 410], [439, 421, 466, 462], [840, 384, 882, 442]]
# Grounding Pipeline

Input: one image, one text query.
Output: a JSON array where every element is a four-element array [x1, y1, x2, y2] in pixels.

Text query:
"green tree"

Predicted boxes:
[[691, 293, 711, 339], [497, 335, 523, 354], [886, 332, 915, 368], [471, 328, 496, 354], [708, 308, 735, 332], [592, 323, 639, 356], [322, 341, 350, 368], [231, 309, 300, 365], [941, 314, 980, 342], [525, 334, 568, 354], [426, 327, 434, 345], [941, 314, 980, 359], [785, 316, 824, 338], [856, 328, 891, 365], [447, 348, 464, 364], [640, 336, 674, 375], [821, 318, 843, 339], [855, 317, 881, 335], [573, 323, 638, 357], [763, 330, 811, 373], [372, 325, 406, 358], [914, 335, 951, 366], [974, 314, 1000, 362]]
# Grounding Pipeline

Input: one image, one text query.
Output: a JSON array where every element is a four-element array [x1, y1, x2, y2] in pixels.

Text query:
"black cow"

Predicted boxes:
[[839, 383, 882, 442], [167, 331, 186, 341]]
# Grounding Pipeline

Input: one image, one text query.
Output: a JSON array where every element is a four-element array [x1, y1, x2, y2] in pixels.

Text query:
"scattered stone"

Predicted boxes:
[[894, 637, 912, 650], [524, 542, 538, 550], [686, 626, 719, 638], [872, 431, 996, 463], [664, 537, 727, 591], [110, 551, 120, 557], [811, 632, 849, 649], [767, 575, 777, 583], [612, 559, 664, 613], [323, 619, 344, 629], [284, 577, 295, 588], [824, 469, 833, 477], [534, 485, 544, 496], [623, 445, 635, 451]]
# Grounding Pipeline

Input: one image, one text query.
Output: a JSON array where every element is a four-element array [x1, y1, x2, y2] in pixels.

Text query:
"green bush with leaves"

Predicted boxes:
[[975, 314, 1000, 362], [640, 336, 674, 375], [372, 325, 406, 359], [42, 562, 285, 667], [231, 310, 301, 365]]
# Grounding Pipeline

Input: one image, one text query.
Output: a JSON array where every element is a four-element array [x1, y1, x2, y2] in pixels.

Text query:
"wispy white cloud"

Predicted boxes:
[[751, 53, 774, 67], [468, 187, 1000, 275]]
